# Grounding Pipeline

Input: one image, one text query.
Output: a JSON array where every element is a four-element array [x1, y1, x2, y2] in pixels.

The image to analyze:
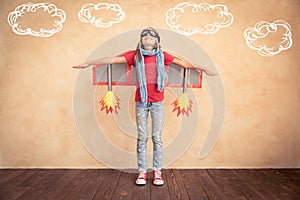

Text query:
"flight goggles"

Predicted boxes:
[[140, 29, 159, 41]]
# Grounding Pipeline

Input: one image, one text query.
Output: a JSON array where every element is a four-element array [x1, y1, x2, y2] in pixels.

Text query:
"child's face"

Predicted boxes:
[[141, 34, 156, 49], [140, 29, 158, 50]]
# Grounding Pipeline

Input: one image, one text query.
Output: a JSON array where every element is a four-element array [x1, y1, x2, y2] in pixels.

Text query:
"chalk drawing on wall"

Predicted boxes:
[[78, 3, 126, 28], [7, 3, 66, 37], [165, 2, 234, 36], [244, 20, 293, 56]]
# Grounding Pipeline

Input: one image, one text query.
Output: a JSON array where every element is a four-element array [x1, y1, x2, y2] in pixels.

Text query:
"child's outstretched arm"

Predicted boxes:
[[171, 57, 217, 76], [73, 56, 127, 69]]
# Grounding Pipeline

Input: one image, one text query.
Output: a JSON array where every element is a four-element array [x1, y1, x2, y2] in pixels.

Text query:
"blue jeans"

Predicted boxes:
[[136, 102, 164, 171]]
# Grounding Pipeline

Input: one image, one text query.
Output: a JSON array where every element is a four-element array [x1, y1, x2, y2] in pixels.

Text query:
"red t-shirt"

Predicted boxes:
[[121, 50, 174, 102]]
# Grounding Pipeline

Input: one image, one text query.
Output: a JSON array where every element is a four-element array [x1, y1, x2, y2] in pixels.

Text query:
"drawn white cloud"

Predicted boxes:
[[7, 3, 66, 37], [78, 3, 126, 28], [244, 20, 293, 56], [165, 2, 234, 35]]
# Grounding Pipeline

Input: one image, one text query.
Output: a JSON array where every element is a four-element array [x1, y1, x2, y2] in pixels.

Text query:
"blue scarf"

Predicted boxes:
[[136, 48, 165, 102]]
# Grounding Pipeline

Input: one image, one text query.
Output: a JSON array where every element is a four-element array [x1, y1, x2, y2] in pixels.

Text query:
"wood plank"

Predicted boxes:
[[222, 169, 268, 200], [279, 169, 300, 177], [276, 169, 300, 186], [52, 169, 101, 200], [0, 169, 29, 186], [71, 169, 108, 200], [112, 171, 134, 200], [40, 169, 81, 199], [31, 170, 69, 199], [206, 169, 247, 200], [165, 169, 190, 199], [0, 169, 299, 200], [55, 169, 111, 199], [246, 169, 298, 200], [195, 169, 229, 200], [92, 169, 122, 200], [246, 169, 283, 200], [0, 169, 37, 198], [1, 169, 48, 200], [178, 169, 209, 200], [249, 169, 300, 200], [266, 169, 300, 195], [150, 169, 170, 200], [16, 169, 48, 187], [112, 172, 138, 200], [131, 171, 150, 200], [132, 186, 151, 200], [0, 169, 17, 182], [0, 169, 9, 176]]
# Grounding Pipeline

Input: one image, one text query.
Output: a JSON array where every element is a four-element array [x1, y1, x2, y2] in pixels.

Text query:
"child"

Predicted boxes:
[[74, 27, 216, 186]]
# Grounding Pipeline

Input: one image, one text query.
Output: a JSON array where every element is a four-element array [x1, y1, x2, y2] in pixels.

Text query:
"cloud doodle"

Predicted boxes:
[[244, 20, 293, 56], [7, 3, 66, 37], [165, 2, 234, 35], [78, 3, 126, 28]]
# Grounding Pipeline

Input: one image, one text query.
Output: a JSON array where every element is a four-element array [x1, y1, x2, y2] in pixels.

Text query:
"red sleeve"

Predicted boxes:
[[163, 51, 175, 66], [119, 50, 136, 66]]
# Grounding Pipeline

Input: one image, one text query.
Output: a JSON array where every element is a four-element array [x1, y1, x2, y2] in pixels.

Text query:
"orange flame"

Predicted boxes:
[[99, 91, 120, 114], [171, 93, 193, 117]]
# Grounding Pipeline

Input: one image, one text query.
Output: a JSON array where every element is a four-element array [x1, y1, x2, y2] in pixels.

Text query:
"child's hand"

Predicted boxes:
[[194, 67, 218, 76], [204, 69, 218, 76], [73, 63, 90, 69]]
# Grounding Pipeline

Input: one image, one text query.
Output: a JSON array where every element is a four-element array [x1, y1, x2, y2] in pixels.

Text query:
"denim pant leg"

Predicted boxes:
[[150, 102, 164, 170], [136, 102, 164, 171], [136, 102, 149, 171]]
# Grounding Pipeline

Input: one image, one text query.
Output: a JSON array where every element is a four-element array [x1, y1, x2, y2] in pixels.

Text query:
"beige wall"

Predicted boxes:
[[0, 0, 299, 168]]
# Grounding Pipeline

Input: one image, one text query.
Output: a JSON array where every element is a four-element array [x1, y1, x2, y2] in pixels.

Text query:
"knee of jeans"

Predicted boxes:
[[138, 137, 148, 143], [152, 135, 162, 145]]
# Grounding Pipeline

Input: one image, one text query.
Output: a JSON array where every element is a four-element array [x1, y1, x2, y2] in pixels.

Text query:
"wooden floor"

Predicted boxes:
[[0, 169, 299, 200]]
